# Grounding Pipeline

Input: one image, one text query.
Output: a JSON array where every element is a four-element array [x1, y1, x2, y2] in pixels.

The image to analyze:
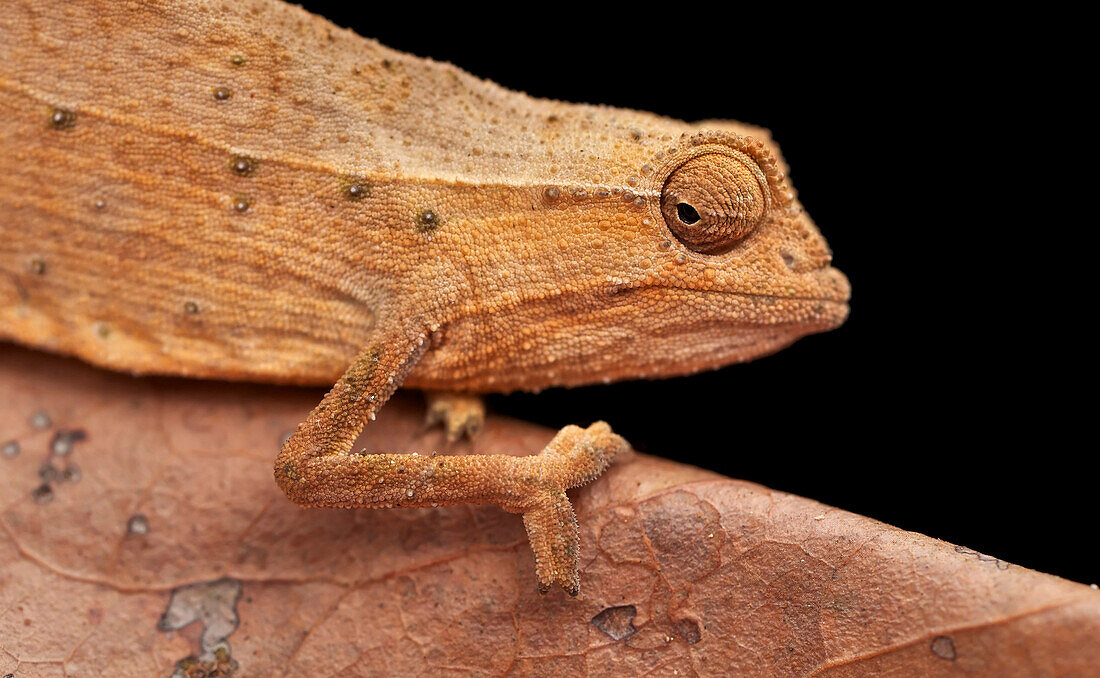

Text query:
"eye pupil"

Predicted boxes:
[[676, 202, 701, 225]]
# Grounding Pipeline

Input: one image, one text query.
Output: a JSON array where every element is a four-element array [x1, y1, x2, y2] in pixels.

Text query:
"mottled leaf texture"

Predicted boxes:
[[1, 344, 1097, 677]]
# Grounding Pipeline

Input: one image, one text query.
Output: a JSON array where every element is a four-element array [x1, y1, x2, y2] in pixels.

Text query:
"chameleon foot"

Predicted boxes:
[[424, 391, 486, 443], [519, 421, 630, 595]]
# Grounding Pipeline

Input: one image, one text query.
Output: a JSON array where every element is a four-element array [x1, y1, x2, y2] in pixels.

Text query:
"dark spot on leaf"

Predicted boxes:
[[30, 410, 51, 429], [29, 257, 46, 275], [229, 54, 246, 66], [172, 646, 237, 677], [50, 428, 86, 456], [639, 491, 723, 586], [128, 514, 150, 534], [212, 86, 232, 101], [931, 635, 957, 660], [184, 300, 200, 314], [591, 605, 636, 641], [31, 483, 54, 504], [674, 617, 702, 644], [39, 462, 58, 483], [61, 465, 81, 483]]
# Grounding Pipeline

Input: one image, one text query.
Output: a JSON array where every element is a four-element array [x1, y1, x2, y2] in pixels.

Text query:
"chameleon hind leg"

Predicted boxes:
[[424, 390, 486, 443], [274, 335, 629, 595]]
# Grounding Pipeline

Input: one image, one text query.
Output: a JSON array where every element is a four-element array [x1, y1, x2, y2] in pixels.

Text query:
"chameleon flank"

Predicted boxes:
[[0, 0, 850, 595]]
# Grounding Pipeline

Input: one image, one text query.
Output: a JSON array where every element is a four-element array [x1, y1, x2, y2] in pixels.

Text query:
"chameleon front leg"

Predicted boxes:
[[424, 390, 486, 442], [274, 335, 629, 595]]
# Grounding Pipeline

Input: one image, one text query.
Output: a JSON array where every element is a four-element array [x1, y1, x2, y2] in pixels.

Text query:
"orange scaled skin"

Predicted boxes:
[[0, 0, 849, 594]]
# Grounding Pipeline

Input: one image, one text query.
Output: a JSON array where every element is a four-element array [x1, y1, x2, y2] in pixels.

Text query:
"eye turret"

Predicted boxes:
[[660, 150, 769, 254]]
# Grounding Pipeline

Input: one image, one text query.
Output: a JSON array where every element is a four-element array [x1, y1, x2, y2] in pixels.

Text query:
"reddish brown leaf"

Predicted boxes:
[[1, 344, 1097, 676]]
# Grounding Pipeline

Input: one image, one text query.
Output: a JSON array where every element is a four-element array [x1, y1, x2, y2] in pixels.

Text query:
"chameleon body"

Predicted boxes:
[[0, 0, 850, 594]]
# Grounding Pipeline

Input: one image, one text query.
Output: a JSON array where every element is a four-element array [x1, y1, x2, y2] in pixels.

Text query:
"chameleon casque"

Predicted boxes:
[[0, 1, 850, 594]]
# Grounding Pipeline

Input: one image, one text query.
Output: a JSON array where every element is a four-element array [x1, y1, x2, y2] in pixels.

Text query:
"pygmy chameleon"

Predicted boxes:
[[0, 0, 850, 595]]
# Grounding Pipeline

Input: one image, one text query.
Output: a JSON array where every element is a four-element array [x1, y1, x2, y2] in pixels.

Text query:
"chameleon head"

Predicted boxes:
[[616, 130, 851, 379], [413, 130, 849, 392]]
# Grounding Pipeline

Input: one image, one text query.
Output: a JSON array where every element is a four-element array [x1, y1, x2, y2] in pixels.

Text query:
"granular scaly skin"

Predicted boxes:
[[0, 0, 850, 593]]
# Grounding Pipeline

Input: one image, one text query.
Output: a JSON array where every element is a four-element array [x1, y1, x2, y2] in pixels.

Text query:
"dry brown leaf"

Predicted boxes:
[[1, 343, 1097, 677]]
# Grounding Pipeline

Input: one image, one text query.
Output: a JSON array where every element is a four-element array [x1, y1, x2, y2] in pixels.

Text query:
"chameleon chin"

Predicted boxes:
[[0, 0, 848, 596]]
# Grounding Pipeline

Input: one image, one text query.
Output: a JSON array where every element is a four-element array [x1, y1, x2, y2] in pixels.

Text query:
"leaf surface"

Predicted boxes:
[[1, 344, 1096, 676]]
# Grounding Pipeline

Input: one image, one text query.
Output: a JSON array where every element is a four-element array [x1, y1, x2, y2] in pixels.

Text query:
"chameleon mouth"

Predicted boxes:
[[711, 289, 850, 332], [707, 264, 849, 303], [652, 291, 849, 335], [645, 265, 851, 332]]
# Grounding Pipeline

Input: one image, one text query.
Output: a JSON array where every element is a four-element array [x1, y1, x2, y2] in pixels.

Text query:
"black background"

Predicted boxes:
[[298, 6, 1088, 583]]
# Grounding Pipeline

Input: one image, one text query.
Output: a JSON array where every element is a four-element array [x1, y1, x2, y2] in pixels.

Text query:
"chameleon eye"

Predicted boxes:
[[660, 151, 769, 254]]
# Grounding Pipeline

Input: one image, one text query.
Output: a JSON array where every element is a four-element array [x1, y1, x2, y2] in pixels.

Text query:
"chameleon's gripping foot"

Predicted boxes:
[[520, 422, 630, 596], [273, 343, 628, 594], [273, 341, 628, 596], [424, 391, 486, 443], [276, 420, 628, 595]]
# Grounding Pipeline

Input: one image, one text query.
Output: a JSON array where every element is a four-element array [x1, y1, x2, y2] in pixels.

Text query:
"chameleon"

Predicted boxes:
[[0, 0, 850, 595]]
